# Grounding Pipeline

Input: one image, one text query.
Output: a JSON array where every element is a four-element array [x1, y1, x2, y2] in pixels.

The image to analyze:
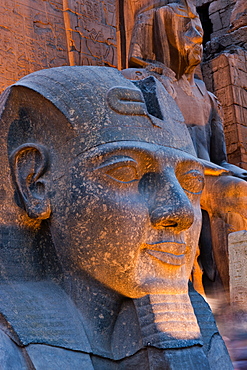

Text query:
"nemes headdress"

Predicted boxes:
[[4, 66, 196, 157]]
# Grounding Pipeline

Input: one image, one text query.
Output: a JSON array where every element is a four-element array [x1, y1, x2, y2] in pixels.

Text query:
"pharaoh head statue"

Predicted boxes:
[[1, 66, 204, 298]]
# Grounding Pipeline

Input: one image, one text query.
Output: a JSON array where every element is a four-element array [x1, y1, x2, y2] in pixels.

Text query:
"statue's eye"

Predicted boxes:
[[106, 164, 138, 183], [183, 19, 192, 32], [97, 156, 139, 183], [179, 169, 204, 194]]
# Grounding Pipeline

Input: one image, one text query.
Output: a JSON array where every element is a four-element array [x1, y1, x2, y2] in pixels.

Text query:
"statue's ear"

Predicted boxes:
[[10, 143, 51, 219]]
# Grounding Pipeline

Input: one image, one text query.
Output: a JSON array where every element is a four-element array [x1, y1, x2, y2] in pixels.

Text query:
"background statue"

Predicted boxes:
[[0, 66, 232, 368], [122, 0, 247, 297], [125, 0, 246, 177]]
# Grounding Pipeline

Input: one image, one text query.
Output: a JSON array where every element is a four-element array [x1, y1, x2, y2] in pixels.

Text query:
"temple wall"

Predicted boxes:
[[197, 0, 247, 169], [0, 0, 68, 92], [0, 0, 118, 93], [202, 50, 247, 169], [63, 0, 117, 67], [208, 0, 235, 39]]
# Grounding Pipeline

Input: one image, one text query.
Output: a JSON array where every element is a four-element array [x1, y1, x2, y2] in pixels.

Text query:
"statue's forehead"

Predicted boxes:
[[75, 140, 196, 158], [70, 123, 196, 158]]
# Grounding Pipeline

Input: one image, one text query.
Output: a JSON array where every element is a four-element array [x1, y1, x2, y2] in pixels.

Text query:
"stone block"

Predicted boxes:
[[224, 122, 238, 136], [197, 0, 214, 6], [240, 151, 247, 161], [231, 85, 247, 107], [238, 125, 247, 147], [210, 27, 229, 39], [209, 0, 231, 14], [212, 66, 231, 90], [210, 54, 229, 72], [209, 11, 223, 31], [229, 51, 247, 70], [229, 49, 247, 66], [215, 85, 233, 107], [222, 105, 237, 125], [227, 142, 240, 155], [220, 7, 232, 28], [229, 66, 247, 88], [224, 127, 239, 147], [234, 105, 247, 125], [216, 85, 247, 111], [228, 149, 242, 164], [201, 62, 213, 92], [228, 230, 247, 309]]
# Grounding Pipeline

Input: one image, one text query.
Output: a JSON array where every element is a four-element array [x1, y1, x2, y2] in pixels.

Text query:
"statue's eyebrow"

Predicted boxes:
[[96, 155, 137, 169], [84, 144, 153, 162], [176, 158, 204, 174], [183, 158, 203, 167]]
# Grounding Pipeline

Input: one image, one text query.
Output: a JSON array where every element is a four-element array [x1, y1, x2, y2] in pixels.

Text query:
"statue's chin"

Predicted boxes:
[[119, 277, 189, 299], [188, 47, 202, 67]]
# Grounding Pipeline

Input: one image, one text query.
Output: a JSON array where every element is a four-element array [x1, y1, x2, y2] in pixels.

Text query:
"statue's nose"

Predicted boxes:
[[139, 171, 194, 231], [190, 25, 203, 44]]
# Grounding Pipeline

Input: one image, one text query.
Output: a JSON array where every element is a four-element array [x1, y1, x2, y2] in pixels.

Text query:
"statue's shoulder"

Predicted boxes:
[[0, 325, 30, 370], [0, 323, 94, 370], [0, 281, 95, 369], [194, 78, 208, 96], [195, 78, 222, 108], [0, 281, 91, 350]]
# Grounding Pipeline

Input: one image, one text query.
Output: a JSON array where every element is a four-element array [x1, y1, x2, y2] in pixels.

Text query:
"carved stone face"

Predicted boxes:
[[7, 66, 203, 298], [181, 14, 203, 69], [50, 141, 204, 298], [164, 4, 203, 73]]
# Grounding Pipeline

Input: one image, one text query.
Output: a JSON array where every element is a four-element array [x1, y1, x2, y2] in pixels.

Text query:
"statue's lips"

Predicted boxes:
[[144, 242, 186, 266]]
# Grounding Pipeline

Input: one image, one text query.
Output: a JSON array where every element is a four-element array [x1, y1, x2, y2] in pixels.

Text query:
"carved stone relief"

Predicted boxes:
[[63, 0, 117, 67]]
